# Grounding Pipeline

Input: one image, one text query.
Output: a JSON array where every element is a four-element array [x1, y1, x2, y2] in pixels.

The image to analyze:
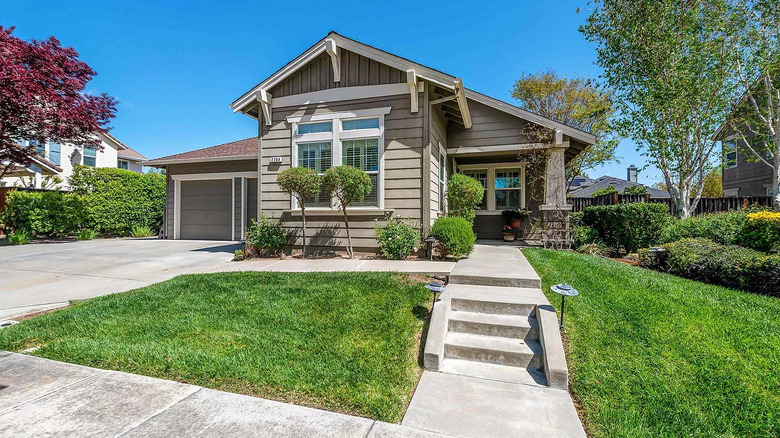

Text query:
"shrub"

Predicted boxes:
[[245, 216, 286, 256], [661, 211, 747, 246], [429, 217, 476, 259], [375, 217, 419, 260], [75, 229, 98, 241], [582, 203, 670, 253], [654, 238, 780, 296], [7, 229, 31, 245], [591, 185, 617, 197], [623, 185, 647, 195], [277, 167, 321, 257], [233, 249, 245, 261], [573, 225, 602, 249], [322, 165, 373, 258], [576, 242, 611, 257], [130, 224, 155, 238], [69, 166, 166, 235], [738, 211, 780, 253], [447, 174, 485, 222], [1, 190, 86, 236]]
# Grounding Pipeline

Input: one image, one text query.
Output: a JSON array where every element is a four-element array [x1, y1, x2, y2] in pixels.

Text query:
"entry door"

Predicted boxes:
[[180, 180, 232, 240]]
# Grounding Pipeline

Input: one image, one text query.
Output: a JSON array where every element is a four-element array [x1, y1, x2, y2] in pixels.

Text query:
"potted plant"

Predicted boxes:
[[502, 208, 529, 229], [502, 225, 515, 241]]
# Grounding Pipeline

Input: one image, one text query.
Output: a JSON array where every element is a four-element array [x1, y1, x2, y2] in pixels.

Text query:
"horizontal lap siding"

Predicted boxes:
[[260, 94, 423, 250], [269, 50, 406, 98], [448, 100, 533, 149]]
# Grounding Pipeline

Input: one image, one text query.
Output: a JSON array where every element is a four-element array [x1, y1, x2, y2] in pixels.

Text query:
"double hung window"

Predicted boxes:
[[83, 147, 97, 167]]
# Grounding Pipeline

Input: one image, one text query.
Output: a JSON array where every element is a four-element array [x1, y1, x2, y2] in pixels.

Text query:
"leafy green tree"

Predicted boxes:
[[581, 0, 740, 217], [701, 171, 723, 197], [721, 0, 780, 209], [591, 185, 617, 197], [623, 185, 647, 195], [277, 167, 320, 258], [446, 173, 484, 222], [322, 166, 372, 258], [511, 70, 619, 188]]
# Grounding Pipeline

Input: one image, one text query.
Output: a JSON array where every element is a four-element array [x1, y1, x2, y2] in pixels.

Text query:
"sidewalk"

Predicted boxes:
[[0, 352, 447, 438], [197, 258, 455, 277]]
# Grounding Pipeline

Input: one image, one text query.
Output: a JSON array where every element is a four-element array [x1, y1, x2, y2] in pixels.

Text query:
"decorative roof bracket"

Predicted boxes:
[[256, 89, 273, 126], [407, 69, 419, 113], [454, 78, 472, 129], [325, 38, 341, 83]]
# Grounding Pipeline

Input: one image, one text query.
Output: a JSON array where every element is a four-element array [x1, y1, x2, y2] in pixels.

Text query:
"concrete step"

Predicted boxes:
[[450, 297, 537, 316], [444, 332, 543, 368], [441, 358, 548, 387], [449, 273, 542, 289], [448, 310, 539, 340]]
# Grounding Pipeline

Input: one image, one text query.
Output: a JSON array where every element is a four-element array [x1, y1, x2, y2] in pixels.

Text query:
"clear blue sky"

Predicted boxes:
[[4, 0, 660, 184]]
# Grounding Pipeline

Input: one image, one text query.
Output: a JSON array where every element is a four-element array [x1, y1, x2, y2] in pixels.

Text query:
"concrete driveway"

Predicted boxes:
[[0, 239, 241, 319]]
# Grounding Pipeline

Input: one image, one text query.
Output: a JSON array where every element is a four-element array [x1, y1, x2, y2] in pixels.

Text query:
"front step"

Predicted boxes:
[[448, 310, 539, 340], [451, 297, 536, 316], [444, 332, 543, 368], [441, 358, 548, 387]]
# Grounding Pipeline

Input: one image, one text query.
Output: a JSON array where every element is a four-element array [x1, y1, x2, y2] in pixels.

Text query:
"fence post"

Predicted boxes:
[[613, 192, 619, 205]]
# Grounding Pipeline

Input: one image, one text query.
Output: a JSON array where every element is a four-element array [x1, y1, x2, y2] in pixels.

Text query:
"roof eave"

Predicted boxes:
[[142, 154, 257, 167]]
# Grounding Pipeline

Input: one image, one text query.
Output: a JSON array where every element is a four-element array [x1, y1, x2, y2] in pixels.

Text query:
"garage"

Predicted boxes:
[[179, 179, 233, 240]]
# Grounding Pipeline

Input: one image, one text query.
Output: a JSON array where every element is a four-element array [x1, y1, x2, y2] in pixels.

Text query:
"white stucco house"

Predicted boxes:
[[1, 132, 146, 189]]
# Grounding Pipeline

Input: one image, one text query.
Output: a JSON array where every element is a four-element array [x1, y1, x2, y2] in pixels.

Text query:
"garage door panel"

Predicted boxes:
[[180, 180, 233, 240]]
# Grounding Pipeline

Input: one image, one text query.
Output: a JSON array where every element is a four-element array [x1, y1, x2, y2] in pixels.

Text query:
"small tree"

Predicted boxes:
[[701, 171, 723, 197], [277, 167, 321, 258], [447, 173, 485, 222], [322, 166, 372, 258]]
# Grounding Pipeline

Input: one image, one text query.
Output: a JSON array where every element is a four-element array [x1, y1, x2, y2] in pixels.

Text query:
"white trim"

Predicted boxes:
[[173, 180, 181, 239], [171, 171, 257, 181], [241, 177, 247, 240], [456, 162, 527, 213], [407, 69, 419, 113], [272, 83, 407, 109], [286, 107, 391, 123], [454, 78, 472, 129], [447, 143, 550, 156], [231, 178, 236, 241], [144, 155, 256, 166]]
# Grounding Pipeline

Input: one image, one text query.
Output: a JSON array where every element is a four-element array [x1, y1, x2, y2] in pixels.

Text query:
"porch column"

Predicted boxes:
[[541, 142, 570, 210]]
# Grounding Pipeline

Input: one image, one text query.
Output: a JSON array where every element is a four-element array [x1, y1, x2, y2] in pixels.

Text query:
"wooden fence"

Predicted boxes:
[[571, 193, 774, 216]]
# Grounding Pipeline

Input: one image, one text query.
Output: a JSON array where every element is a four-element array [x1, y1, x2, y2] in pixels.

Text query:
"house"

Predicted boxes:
[[719, 136, 774, 197], [145, 32, 596, 248], [568, 166, 670, 199], [0, 132, 146, 189]]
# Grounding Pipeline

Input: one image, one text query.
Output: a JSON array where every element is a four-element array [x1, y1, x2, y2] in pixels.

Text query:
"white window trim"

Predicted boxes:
[[456, 162, 527, 215], [171, 171, 258, 240], [290, 108, 387, 211]]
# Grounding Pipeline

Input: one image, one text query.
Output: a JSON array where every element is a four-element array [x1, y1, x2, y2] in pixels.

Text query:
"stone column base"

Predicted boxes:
[[539, 206, 572, 250]]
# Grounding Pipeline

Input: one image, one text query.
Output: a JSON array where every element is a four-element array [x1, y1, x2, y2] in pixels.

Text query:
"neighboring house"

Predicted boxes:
[[568, 166, 670, 199], [145, 32, 596, 248], [720, 136, 774, 197], [0, 132, 146, 189]]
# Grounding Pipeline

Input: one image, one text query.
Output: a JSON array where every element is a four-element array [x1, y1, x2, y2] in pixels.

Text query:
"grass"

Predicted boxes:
[[523, 249, 780, 438], [0, 272, 431, 422]]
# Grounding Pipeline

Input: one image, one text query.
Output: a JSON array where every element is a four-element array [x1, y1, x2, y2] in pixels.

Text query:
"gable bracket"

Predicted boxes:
[[454, 78, 472, 129], [324, 38, 341, 83], [257, 89, 273, 126], [407, 69, 420, 113]]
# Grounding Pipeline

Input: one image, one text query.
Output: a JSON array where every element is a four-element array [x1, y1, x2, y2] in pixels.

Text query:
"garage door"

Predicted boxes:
[[180, 180, 232, 240]]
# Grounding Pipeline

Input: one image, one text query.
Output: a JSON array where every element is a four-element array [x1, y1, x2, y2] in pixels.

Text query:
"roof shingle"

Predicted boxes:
[[144, 138, 257, 165]]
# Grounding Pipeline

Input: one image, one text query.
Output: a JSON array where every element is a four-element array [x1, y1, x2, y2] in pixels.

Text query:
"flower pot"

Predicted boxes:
[[502, 233, 515, 242], [510, 219, 522, 228]]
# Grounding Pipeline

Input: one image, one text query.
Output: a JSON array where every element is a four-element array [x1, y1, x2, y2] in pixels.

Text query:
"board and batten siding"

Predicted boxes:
[[269, 50, 407, 98], [259, 93, 423, 251], [448, 99, 534, 150]]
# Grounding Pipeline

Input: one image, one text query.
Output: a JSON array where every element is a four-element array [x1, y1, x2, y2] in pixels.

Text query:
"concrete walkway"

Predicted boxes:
[[199, 258, 455, 277], [402, 245, 586, 438], [0, 352, 448, 438]]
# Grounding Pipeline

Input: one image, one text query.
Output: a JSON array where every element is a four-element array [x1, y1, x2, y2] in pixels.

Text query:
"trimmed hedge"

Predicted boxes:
[[69, 166, 166, 235], [639, 238, 780, 296], [740, 211, 780, 253], [581, 203, 670, 253], [661, 210, 780, 253], [1, 190, 87, 236], [429, 217, 476, 259]]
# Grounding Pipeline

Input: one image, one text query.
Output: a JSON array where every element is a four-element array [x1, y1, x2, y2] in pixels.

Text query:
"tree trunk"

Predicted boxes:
[[342, 207, 353, 259], [301, 204, 307, 258], [774, 153, 780, 211]]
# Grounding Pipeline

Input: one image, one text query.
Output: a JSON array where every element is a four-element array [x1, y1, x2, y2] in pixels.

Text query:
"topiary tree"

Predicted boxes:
[[322, 165, 372, 258], [277, 167, 321, 258], [447, 173, 484, 222]]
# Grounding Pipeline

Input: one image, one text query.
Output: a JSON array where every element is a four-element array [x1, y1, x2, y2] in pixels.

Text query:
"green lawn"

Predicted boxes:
[[0, 272, 431, 422], [523, 249, 780, 437]]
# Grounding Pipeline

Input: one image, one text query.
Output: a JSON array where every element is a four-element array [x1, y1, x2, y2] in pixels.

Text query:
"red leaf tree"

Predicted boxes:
[[0, 26, 117, 179]]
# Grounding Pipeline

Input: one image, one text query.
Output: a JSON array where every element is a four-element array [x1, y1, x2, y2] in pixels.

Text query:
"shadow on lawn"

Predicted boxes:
[[415, 304, 432, 368]]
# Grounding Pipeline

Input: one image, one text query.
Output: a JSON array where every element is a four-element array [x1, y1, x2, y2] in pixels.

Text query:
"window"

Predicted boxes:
[[342, 138, 379, 206], [297, 141, 332, 207], [289, 109, 387, 209], [49, 142, 61, 165], [495, 168, 522, 209], [439, 152, 446, 211], [342, 118, 379, 131], [724, 140, 737, 168], [83, 147, 97, 167], [118, 160, 128, 170], [30, 140, 45, 158], [461, 169, 488, 210]]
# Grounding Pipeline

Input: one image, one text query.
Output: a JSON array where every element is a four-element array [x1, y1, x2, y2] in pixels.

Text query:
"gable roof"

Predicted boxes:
[[144, 138, 257, 166], [568, 175, 670, 198], [117, 145, 147, 161], [0, 144, 63, 176], [231, 32, 597, 146]]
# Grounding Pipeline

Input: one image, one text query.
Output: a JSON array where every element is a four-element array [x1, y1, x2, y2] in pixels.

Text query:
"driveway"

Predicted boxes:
[[0, 239, 241, 319]]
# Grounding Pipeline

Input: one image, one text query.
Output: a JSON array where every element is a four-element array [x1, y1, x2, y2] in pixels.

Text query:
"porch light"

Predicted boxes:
[[550, 284, 579, 331]]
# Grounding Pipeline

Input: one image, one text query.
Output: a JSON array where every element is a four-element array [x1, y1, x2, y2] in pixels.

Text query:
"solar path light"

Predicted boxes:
[[550, 284, 579, 330], [425, 281, 446, 309]]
